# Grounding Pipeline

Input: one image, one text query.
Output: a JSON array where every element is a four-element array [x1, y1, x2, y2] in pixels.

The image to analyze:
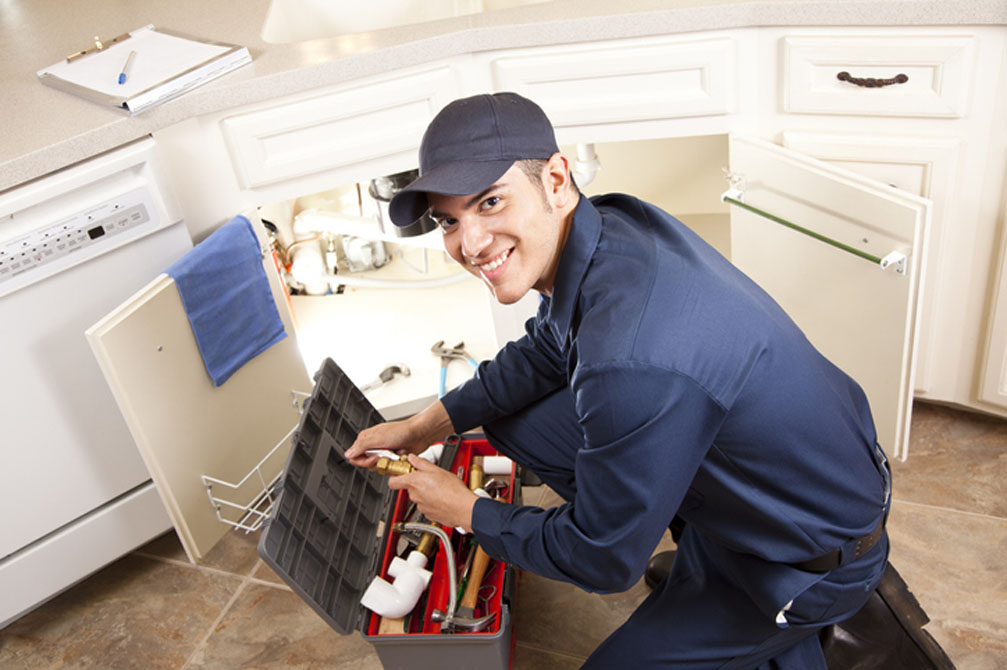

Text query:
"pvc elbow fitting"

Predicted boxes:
[[360, 550, 433, 619]]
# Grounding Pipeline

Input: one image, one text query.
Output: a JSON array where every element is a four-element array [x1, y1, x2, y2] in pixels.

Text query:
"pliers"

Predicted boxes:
[[431, 340, 479, 398]]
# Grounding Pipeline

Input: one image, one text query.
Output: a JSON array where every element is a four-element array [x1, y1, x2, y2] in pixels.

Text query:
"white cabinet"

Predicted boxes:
[[154, 61, 466, 241], [87, 212, 313, 561], [221, 65, 461, 191], [979, 205, 1007, 410], [728, 137, 930, 458], [780, 131, 960, 396], [781, 33, 977, 118], [761, 26, 1007, 419], [485, 33, 737, 128]]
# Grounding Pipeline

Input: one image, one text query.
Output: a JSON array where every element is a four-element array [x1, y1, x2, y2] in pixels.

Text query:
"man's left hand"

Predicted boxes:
[[387, 454, 478, 532]]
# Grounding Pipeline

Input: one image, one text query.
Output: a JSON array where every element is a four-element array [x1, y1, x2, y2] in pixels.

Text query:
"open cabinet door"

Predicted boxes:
[[86, 212, 313, 562], [728, 137, 929, 460]]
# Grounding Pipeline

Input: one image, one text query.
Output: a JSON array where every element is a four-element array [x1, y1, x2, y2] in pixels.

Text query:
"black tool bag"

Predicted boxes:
[[821, 562, 956, 669]]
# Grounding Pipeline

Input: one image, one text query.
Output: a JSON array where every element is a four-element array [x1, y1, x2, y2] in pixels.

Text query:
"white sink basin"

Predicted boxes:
[[262, 0, 552, 44]]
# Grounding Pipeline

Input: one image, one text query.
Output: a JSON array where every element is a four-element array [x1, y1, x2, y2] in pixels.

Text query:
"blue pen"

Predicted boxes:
[[118, 50, 136, 85]]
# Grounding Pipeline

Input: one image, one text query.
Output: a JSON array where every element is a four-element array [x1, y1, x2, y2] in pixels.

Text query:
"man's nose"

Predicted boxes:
[[461, 217, 493, 258]]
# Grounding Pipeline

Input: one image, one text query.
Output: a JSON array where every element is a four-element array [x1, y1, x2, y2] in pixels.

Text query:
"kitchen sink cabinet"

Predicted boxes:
[[756, 26, 1007, 419], [151, 24, 1005, 455], [778, 131, 960, 397]]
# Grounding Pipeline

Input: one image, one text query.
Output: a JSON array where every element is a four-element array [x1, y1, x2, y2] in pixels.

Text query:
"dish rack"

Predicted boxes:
[[200, 390, 310, 533]]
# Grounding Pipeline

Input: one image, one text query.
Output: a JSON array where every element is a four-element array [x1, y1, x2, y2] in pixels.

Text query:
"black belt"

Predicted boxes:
[[791, 511, 887, 573], [792, 442, 892, 573]]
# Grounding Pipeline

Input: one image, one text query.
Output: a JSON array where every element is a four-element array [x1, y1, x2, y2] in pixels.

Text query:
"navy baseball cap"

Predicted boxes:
[[388, 92, 559, 227]]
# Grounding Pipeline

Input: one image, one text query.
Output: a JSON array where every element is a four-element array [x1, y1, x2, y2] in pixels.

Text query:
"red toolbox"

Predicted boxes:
[[259, 358, 519, 670]]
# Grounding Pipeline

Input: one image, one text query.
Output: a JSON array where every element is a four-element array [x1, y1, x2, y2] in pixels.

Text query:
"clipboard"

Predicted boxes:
[[38, 25, 252, 115]]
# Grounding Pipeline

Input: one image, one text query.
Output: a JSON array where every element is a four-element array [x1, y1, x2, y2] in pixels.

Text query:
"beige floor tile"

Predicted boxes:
[[0, 554, 241, 669], [894, 402, 1007, 517], [138, 530, 190, 562], [252, 559, 290, 586], [197, 530, 264, 576], [887, 500, 1007, 670], [184, 583, 381, 670], [138, 528, 266, 577], [513, 643, 587, 669], [512, 532, 675, 660], [5, 400, 1003, 668]]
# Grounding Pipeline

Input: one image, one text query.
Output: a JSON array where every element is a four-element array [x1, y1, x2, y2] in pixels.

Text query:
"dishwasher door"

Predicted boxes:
[[0, 138, 192, 626]]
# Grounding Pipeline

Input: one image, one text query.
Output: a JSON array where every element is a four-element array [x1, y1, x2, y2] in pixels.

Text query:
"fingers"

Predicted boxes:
[[384, 461, 477, 531], [406, 453, 437, 471], [344, 441, 380, 469], [345, 424, 399, 467]]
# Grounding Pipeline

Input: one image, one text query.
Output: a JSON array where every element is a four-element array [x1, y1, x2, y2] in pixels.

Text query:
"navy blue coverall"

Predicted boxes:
[[441, 193, 891, 668]]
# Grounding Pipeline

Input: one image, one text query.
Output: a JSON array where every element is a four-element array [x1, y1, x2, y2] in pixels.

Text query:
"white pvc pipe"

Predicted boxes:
[[482, 455, 514, 476], [360, 550, 433, 619], [572, 143, 601, 188]]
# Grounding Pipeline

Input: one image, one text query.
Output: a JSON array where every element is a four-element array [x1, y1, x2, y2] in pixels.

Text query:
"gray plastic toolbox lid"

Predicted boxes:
[[258, 357, 392, 634]]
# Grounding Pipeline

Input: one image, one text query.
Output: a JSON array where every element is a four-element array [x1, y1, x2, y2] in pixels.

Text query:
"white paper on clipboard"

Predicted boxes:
[[38, 25, 251, 115]]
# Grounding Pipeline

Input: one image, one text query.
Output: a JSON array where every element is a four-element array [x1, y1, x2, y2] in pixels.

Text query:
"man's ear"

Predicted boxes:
[[543, 153, 574, 207]]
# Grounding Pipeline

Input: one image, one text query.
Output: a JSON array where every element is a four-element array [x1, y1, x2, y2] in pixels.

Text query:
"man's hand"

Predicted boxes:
[[344, 420, 429, 469], [344, 401, 455, 469], [386, 454, 478, 532]]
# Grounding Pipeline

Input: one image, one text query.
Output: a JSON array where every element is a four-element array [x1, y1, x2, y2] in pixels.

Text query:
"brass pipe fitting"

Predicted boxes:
[[469, 456, 484, 492], [376, 456, 415, 476]]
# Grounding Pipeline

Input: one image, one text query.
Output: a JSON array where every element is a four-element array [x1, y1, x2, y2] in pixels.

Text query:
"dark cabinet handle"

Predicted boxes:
[[837, 71, 909, 88]]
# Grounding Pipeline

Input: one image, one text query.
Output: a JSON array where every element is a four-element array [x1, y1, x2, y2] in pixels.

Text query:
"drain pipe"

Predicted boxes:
[[571, 143, 601, 188]]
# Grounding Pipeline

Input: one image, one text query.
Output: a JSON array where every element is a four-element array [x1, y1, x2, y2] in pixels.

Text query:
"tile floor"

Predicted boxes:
[[1, 400, 1004, 669]]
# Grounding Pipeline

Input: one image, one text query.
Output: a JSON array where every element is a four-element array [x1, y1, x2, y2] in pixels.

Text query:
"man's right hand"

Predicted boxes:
[[343, 400, 455, 469], [344, 420, 429, 469]]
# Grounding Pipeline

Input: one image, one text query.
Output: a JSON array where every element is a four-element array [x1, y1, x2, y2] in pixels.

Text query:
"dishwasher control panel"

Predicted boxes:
[[0, 186, 156, 296]]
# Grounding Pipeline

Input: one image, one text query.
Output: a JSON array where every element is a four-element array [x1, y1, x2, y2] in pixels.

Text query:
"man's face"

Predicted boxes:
[[428, 163, 565, 305]]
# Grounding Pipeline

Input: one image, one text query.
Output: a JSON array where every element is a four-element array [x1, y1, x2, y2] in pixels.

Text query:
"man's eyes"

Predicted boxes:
[[432, 195, 501, 230]]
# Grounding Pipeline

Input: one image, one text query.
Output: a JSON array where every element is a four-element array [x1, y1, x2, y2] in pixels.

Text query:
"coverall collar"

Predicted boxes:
[[545, 194, 603, 344]]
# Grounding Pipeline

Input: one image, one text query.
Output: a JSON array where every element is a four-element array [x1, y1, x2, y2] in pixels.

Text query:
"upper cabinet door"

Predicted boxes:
[[728, 137, 930, 460]]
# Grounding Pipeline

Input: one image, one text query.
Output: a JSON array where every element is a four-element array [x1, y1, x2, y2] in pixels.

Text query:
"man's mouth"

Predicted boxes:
[[474, 248, 511, 273]]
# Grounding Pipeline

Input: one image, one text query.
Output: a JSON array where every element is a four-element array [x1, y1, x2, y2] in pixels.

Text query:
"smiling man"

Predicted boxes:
[[344, 92, 892, 669]]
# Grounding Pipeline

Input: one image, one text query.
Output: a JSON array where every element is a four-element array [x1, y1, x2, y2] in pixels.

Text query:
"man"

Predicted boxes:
[[345, 92, 891, 668]]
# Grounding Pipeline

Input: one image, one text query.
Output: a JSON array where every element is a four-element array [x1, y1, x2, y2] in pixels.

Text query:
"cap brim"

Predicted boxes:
[[388, 159, 514, 227]]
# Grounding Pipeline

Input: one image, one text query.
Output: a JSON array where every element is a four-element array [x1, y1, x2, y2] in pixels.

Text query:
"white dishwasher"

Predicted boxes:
[[0, 138, 193, 627]]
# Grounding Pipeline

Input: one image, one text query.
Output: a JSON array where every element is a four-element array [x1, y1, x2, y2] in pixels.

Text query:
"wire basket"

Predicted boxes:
[[200, 390, 309, 533]]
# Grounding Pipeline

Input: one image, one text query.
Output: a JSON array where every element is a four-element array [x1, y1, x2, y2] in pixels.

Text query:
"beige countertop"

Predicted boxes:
[[2, 0, 1005, 193]]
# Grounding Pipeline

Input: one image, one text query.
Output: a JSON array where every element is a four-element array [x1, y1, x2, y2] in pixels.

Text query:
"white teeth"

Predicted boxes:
[[479, 249, 510, 272]]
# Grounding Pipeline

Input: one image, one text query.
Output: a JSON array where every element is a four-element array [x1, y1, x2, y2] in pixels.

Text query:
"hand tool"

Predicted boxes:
[[455, 536, 478, 602], [359, 364, 410, 393], [432, 457, 498, 633], [431, 341, 479, 398]]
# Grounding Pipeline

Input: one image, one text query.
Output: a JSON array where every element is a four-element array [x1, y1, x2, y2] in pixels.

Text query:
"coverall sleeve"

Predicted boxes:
[[471, 362, 726, 593], [440, 309, 568, 433]]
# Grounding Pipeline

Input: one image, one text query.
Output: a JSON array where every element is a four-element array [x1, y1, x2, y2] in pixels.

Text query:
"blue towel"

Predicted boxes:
[[166, 215, 287, 386]]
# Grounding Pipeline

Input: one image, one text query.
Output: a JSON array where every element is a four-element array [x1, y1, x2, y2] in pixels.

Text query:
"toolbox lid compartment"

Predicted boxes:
[[258, 357, 391, 635]]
